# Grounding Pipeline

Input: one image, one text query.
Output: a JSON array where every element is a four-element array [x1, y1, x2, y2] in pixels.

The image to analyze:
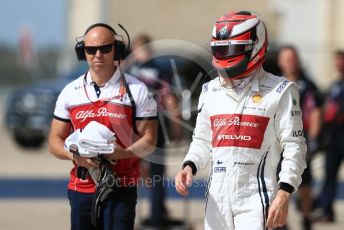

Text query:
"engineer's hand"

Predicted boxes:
[[175, 166, 193, 196], [104, 145, 124, 160], [266, 190, 290, 229], [73, 154, 100, 169]]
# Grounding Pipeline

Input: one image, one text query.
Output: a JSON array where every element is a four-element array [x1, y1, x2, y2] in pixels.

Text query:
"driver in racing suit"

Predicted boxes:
[[175, 11, 307, 230]]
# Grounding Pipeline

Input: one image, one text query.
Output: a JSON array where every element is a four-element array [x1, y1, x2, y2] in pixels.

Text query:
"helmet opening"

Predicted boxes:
[[236, 11, 252, 16], [211, 43, 253, 60]]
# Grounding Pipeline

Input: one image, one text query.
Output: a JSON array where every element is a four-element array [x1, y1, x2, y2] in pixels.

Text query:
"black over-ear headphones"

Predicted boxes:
[[75, 23, 130, 61]]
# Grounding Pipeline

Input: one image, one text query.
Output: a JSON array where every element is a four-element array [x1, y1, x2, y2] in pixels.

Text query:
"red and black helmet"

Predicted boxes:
[[211, 11, 268, 79]]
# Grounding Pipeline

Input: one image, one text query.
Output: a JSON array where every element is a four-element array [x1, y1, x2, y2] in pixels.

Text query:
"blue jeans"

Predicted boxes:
[[68, 187, 137, 230], [318, 131, 344, 217]]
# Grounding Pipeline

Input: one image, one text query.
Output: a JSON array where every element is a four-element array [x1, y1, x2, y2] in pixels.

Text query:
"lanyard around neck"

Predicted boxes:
[[83, 71, 127, 106]]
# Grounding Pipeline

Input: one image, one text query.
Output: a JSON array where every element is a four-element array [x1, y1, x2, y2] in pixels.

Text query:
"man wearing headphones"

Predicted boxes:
[[49, 23, 157, 230]]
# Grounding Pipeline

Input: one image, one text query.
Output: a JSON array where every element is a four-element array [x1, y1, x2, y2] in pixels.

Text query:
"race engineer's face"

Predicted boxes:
[[84, 26, 116, 73], [278, 48, 300, 77], [335, 52, 344, 76]]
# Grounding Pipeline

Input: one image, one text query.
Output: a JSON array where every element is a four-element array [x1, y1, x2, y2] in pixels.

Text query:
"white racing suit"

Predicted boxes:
[[182, 68, 307, 230]]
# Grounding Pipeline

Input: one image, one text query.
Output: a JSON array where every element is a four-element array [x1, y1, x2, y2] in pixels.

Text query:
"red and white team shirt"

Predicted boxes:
[[54, 69, 157, 193]]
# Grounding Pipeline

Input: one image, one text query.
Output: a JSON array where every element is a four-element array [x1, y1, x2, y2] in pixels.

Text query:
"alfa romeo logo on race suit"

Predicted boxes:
[[123, 39, 215, 166], [211, 114, 270, 149]]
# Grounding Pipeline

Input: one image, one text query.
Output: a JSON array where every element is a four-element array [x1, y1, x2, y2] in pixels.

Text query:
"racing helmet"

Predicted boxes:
[[211, 11, 268, 79]]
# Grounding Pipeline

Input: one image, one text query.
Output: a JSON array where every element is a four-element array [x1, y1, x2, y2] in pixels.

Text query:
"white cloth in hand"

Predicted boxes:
[[78, 121, 116, 154], [64, 129, 99, 158]]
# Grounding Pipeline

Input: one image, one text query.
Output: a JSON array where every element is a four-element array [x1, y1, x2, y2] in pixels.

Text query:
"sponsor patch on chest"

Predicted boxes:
[[210, 114, 270, 149]]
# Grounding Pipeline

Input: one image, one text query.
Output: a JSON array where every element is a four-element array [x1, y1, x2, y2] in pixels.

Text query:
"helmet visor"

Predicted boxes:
[[211, 40, 253, 59]]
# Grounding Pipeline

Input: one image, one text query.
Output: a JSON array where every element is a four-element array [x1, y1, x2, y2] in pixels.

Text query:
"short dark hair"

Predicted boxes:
[[277, 45, 299, 58], [335, 49, 344, 57], [277, 44, 301, 65], [133, 34, 152, 47]]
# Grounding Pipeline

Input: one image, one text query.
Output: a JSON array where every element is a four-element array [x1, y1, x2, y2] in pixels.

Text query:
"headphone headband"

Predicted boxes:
[[84, 23, 118, 36]]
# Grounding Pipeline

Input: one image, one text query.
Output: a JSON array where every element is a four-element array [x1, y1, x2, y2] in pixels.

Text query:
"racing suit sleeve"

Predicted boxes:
[[182, 86, 212, 175], [275, 84, 307, 192]]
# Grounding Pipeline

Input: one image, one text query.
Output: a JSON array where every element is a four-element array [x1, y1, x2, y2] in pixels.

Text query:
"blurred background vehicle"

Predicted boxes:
[[4, 65, 87, 147]]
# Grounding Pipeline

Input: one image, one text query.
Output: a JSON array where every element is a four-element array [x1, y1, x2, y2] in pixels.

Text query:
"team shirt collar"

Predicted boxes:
[[85, 68, 121, 87]]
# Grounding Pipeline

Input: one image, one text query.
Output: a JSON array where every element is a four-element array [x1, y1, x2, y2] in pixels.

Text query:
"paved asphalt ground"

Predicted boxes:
[[0, 90, 344, 230]]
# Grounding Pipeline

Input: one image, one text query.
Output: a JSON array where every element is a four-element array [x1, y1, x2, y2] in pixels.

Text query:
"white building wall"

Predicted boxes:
[[63, 0, 344, 90], [58, 0, 104, 73], [62, 0, 276, 73], [107, 0, 275, 48], [272, 0, 342, 90]]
